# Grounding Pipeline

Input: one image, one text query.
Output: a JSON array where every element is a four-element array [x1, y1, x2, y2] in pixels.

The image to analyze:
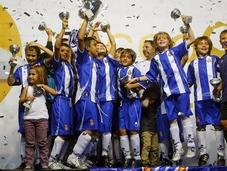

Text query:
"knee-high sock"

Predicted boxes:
[[197, 130, 207, 155], [113, 135, 122, 161], [182, 117, 195, 147], [49, 136, 65, 161], [120, 135, 131, 159], [73, 132, 92, 156], [159, 141, 169, 159], [130, 134, 141, 160], [170, 122, 182, 150], [215, 130, 225, 156], [102, 132, 112, 156]]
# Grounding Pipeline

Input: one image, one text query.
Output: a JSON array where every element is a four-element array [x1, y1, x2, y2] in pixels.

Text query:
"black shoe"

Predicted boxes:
[[123, 158, 133, 168], [101, 155, 113, 168], [217, 154, 225, 166], [161, 158, 172, 166], [16, 162, 26, 169], [198, 153, 209, 166], [34, 163, 42, 170], [132, 159, 142, 168]]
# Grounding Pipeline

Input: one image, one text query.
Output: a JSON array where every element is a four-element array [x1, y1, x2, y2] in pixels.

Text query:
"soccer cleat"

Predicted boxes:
[[172, 148, 184, 161], [217, 154, 225, 166], [48, 161, 63, 170], [67, 154, 87, 169], [185, 146, 196, 158], [198, 153, 209, 166], [123, 158, 133, 168]]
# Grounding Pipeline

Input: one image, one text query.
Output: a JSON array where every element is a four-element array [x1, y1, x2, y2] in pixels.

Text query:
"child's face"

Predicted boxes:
[[59, 46, 71, 62], [114, 50, 122, 62], [143, 42, 156, 60], [28, 69, 39, 85], [96, 43, 107, 56], [156, 34, 170, 51], [120, 53, 133, 67], [196, 39, 210, 56], [88, 40, 98, 57], [220, 32, 227, 51], [26, 49, 38, 66]]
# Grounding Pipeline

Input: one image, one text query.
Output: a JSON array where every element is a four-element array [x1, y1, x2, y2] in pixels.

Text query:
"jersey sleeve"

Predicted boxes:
[[171, 41, 188, 61], [187, 61, 195, 86], [145, 60, 159, 83]]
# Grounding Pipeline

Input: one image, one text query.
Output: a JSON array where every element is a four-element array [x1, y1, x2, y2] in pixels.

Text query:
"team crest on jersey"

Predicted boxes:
[[104, 58, 108, 63], [64, 124, 69, 131], [89, 119, 95, 126], [207, 57, 212, 63]]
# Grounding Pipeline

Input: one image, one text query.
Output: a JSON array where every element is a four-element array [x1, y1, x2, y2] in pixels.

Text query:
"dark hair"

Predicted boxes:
[[194, 36, 213, 56], [121, 48, 137, 63], [220, 29, 227, 38], [144, 40, 156, 48], [25, 44, 41, 58], [84, 37, 97, 49], [142, 83, 161, 103]]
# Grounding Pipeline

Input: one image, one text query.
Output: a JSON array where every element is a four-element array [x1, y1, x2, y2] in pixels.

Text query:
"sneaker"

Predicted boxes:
[[23, 166, 33, 171], [56, 161, 72, 170], [67, 154, 87, 169], [41, 165, 49, 170], [198, 153, 209, 166], [161, 158, 172, 166], [172, 148, 184, 161], [132, 159, 142, 168], [48, 160, 63, 170], [217, 154, 225, 166], [186, 146, 196, 158], [123, 158, 133, 168], [83, 159, 94, 168]]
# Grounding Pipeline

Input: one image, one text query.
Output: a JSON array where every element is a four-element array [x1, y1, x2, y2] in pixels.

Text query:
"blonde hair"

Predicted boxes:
[[29, 65, 47, 85], [153, 32, 174, 51]]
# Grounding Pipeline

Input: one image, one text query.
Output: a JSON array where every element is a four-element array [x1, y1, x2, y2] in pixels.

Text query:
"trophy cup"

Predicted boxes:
[[78, 0, 103, 21], [59, 11, 70, 29], [38, 21, 47, 31], [23, 85, 44, 111], [171, 8, 192, 25], [9, 44, 20, 67], [210, 78, 222, 102], [180, 25, 189, 33], [120, 75, 138, 99], [100, 21, 110, 32]]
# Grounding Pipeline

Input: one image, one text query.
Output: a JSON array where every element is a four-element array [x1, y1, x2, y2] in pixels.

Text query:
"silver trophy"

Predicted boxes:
[[38, 21, 47, 31], [79, 0, 103, 21], [171, 8, 192, 24], [59, 11, 70, 20], [9, 44, 20, 67], [120, 75, 138, 99], [23, 85, 44, 111], [180, 25, 189, 33], [210, 78, 222, 102], [100, 21, 110, 32]]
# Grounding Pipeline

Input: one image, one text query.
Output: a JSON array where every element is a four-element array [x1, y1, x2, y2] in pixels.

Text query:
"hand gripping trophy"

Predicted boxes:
[[210, 78, 222, 102], [9, 44, 20, 67], [120, 75, 138, 99], [171, 8, 192, 33], [59, 11, 70, 29]]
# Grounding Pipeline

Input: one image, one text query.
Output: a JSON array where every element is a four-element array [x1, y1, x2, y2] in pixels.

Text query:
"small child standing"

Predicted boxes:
[[187, 36, 225, 166], [117, 48, 143, 168], [140, 84, 161, 167], [19, 65, 55, 170]]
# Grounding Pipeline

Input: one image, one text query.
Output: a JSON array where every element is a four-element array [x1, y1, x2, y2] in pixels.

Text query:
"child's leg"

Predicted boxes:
[[130, 132, 141, 160], [214, 126, 225, 157], [24, 120, 36, 168], [36, 119, 49, 167], [141, 131, 151, 166], [150, 132, 159, 166], [119, 129, 131, 160], [197, 126, 207, 156], [49, 136, 65, 162]]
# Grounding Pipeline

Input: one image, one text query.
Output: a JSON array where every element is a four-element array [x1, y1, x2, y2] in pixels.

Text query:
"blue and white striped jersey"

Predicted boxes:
[[96, 55, 121, 102], [134, 59, 151, 75], [117, 65, 142, 100], [74, 49, 99, 103], [187, 55, 219, 101], [52, 57, 74, 98], [146, 41, 190, 98]]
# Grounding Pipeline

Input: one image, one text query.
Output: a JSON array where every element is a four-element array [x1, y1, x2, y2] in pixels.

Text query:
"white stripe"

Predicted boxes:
[[160, 101, 167, 115], [206, 56, 214, 98], [167, 51, 185, 94], [90, 61, 97, 102], [104, 58, 112, 101], [194, 59, 203, 101], [64, 63, 70, 97], [155, 55, 171, 97], [21, 65, 28, 87]]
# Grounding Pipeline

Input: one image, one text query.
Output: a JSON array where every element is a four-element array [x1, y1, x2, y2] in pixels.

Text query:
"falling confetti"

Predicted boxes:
[[24, 12, 31, 16], [131, 4, 135, 6], [125, 24, 129, 27]]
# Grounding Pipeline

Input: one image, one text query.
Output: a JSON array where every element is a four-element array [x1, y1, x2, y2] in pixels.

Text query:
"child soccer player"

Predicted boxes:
[[126, 16, 196, 162], [187, 36, 225, 166], [117, 48, 144, 168]]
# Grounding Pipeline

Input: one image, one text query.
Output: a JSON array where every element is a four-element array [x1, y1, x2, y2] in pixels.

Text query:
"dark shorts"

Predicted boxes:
[[221, 101, 227, 120]]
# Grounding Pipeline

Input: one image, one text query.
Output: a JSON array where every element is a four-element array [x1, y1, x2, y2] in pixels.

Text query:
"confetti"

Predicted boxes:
[[131, 4, 135, 6], [3, 6, 8, 9], [125, 24, 129, 27], [136, 16, 140, 19], [24, 12, 31, 16]]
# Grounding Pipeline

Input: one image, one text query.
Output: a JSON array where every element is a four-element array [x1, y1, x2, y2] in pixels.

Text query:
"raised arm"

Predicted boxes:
[[88, 22, 101, 42], [55, 18, 68, 49], [78, 17, 88, 52], [181, 15, 195, 47], [37, 84, 57, 96], [106, 28, 116, 57]]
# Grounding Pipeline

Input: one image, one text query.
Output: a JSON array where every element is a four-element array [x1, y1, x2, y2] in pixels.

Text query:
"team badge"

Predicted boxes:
[[90, 119, 94, 126]]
